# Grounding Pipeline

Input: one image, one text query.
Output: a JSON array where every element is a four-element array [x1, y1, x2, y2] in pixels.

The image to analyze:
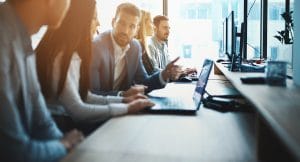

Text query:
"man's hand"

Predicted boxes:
[[183, 67, 197, 76], [162, 57, 183, 81], [123, 93, 148, 103], [61, 129, 84, 152], [122, 85, 148, 97], [127, 99, 155, 113]]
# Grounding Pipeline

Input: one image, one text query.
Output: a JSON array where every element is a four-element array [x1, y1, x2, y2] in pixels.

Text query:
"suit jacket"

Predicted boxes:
[[0, 3, 66, 162], [91, 30, 165, 96]]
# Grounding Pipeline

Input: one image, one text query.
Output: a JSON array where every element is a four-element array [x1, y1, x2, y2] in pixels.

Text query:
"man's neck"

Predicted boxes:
[[11, 2, 44, 35], [111, 33, 129, 51], [154, 35, 165, 44]]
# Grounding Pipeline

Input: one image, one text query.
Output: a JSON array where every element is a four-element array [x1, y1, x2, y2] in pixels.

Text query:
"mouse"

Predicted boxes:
[[216, 59, 225, 63], [176, 76, 192, 82]]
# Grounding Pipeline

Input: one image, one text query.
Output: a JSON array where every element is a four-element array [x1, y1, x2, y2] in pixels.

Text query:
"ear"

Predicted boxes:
[[154, 26, 158, 33], [111, 18, 115, 28]]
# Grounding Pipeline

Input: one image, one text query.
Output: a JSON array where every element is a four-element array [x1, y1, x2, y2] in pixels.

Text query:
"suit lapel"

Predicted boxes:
[[107, 32, 115, 90]]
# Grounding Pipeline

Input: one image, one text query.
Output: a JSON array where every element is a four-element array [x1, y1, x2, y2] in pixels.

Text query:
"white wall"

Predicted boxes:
[[293, 0, 300, 86]]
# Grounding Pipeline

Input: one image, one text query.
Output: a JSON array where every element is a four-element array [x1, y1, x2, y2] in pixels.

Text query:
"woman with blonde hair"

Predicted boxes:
[[135, 10, 156, 75]]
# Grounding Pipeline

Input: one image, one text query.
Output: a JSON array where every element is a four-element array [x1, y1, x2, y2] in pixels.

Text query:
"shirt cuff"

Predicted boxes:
[[109, 103, 128, 116], [117, 91, 124, 96], [106, 95, 123, 103], [159, 71, 168, 85]]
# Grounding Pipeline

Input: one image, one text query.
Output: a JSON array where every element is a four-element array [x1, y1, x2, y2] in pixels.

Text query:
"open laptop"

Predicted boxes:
[[145, 59, 214, 114]]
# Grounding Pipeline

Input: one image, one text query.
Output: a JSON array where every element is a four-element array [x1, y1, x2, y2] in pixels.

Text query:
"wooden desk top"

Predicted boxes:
[[215, 62, 300, 160], [61, 83, 256, 162]]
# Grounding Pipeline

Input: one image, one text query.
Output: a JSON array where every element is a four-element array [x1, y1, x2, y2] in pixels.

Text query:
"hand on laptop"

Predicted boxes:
[[122, 85, 148, 97], [123, 93, 148, 103], [127, 99, 155, 114], [162, 56, 183, 81], [183, 67, 197, 76]]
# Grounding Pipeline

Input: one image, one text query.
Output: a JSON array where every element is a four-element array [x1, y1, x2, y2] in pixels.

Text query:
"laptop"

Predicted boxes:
[[205, 79, 241, 98], [145, 59, 214, 114]]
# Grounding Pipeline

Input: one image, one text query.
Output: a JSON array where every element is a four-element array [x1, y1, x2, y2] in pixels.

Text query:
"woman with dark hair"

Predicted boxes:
[[36, 0, 153, 132]]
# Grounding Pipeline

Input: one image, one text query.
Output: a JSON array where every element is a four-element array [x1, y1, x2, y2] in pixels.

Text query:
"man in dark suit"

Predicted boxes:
[[91, 2, 181, 97]]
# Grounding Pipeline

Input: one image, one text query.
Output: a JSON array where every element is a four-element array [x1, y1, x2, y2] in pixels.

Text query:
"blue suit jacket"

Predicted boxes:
[[91, 30, 165, 96], [0, 3, 66, 162]]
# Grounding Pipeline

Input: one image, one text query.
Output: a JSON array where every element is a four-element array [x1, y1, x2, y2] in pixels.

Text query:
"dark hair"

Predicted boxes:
[[114, 2, 141, 18], [153, 15, 169, 27], [36, 0, 96, 100]]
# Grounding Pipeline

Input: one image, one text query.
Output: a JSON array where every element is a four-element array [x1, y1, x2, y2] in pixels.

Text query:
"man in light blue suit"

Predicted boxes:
[[0, 0, 83, 162], [91, 2, 181, 97]]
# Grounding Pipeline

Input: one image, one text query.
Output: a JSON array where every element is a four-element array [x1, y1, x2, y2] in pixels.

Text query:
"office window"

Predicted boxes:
[[267, 0, 294, 67], [221, 2, 228, 18], [181, 3, 211, 20], [182, 45, 192, 58], [269, 5, 280, 20], [168, 0, 244, 68], [247, 0, 261, 59], [248, 4, 260, 20], [270, 47, 278, 60]]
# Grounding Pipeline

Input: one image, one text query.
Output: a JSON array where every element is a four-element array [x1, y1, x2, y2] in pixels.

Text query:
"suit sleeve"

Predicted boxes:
[[0, 44, 66, 162], [133, 41, 166, 93]]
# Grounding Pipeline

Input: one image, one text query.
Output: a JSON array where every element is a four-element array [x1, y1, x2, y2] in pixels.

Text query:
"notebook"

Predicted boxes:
[[145, 59, 214, 114]]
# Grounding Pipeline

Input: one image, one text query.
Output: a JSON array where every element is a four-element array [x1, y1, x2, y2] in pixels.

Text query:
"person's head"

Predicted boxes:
[[136, 10, 153, 40], [8, 0, 71, 32], [153, 15, 170, 42], [112, 2, 141, 47], [36, 0, 96, 100]]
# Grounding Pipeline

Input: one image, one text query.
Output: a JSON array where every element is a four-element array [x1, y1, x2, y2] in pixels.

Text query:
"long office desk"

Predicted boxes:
[[61, 81, 257, 162], [214, 62, 300, 161]]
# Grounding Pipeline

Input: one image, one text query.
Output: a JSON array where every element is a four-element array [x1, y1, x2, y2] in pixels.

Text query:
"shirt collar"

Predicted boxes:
[[153, 36, 166, 49]]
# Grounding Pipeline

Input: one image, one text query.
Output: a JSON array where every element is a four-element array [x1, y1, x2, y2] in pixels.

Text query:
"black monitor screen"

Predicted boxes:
[[222, 18, 228, 55], [227, 11, 235, 59]]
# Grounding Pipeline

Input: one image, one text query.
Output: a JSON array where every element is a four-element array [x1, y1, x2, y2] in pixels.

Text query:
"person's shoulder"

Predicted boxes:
[[130, 38, 142, 51], [131, 38, 140, 46], [147, 36, 156, 46], [93, 30, 111, 44]]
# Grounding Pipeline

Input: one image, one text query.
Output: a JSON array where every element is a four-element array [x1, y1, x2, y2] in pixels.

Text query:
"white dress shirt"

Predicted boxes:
[[51, 52, 128, 123], [111, 33, 130, 90]]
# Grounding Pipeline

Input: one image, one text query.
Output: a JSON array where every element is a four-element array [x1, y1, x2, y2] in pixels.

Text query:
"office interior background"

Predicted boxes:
[[1, 0, 299, 85]]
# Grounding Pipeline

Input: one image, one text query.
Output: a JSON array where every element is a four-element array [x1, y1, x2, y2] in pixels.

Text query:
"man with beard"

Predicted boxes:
[[148, 15, 197, 78], [148, 15, 171, 72], [91, 3, 182, 97]]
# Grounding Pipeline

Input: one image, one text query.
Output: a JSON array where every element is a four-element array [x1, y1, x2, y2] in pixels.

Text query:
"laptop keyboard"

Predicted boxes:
[[150, 97, 193, 110], [161, 98, 187, 108]]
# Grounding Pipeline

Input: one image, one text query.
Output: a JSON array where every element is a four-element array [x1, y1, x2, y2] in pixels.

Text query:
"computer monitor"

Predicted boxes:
[[238, 22, 245, 65], [222, 18, 228, 57], [227, 11, 236, 60]]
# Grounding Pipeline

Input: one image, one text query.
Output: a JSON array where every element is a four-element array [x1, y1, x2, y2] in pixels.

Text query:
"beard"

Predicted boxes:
[[163, 33, 169, 41], [114, 33, 130, 47]]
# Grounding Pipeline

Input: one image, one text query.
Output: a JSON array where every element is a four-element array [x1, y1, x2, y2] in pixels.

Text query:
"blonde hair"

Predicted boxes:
[[136, 10, 153, 57]]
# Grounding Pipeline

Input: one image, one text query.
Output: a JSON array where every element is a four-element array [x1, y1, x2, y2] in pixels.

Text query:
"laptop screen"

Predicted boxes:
[[193, 59, 213, 108]]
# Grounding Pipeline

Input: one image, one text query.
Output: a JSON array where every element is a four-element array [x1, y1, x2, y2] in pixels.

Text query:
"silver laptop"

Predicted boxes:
[[145, 59, 214, 114]]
